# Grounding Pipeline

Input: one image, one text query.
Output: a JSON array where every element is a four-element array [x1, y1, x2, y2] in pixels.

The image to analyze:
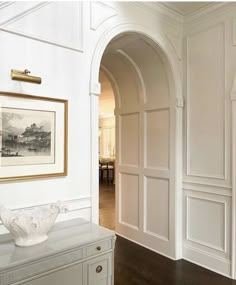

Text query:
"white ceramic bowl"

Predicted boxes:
[[0, 201, 67, 247]]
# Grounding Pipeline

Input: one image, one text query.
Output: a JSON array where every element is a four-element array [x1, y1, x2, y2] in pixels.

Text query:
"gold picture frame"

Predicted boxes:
[[0, 91, 68, 182]]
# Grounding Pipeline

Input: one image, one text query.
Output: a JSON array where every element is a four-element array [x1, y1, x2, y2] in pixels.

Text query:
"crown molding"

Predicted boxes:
[[160, 2, 211, 16], [185, 2, 236, 24], [134, 2, 236, 28], [133, 2, 184, 26]]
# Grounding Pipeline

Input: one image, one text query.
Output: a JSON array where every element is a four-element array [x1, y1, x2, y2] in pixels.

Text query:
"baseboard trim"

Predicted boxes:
[[115, 233, 176, 261], [183, 244, 232, 278]]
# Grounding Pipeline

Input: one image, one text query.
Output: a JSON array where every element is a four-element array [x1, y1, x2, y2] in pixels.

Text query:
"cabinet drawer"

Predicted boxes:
[[0, 248, 83, 285], [22, 263, 83, 285], [83, 253, 112, 285], [85, 240, 111, 257]]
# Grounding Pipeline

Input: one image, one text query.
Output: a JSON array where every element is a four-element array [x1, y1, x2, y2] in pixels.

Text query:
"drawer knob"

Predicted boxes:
[[96, 265, 103, 273], [96, 246, 101, 251]]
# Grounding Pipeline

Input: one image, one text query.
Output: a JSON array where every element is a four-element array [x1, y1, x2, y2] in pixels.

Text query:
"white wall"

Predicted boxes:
[[1, 0, 235, 280], [183, 4, 236, 278], [0, 2, 92, 232], [0, 1, 182, 252]]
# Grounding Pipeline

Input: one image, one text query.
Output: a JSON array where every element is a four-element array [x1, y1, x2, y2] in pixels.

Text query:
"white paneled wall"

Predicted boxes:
[[183, 4, 236, 278], [144, 177, 169, 240], [120, 173, 139, 229], [145, 109, 169, 170], [120, 113, 139, 166], [186, 23, 225, 180]]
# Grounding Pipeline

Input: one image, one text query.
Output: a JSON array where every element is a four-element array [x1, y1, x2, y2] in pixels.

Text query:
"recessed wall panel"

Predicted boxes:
[[145, 177, 169, 240], [4, 2, 83, 51], [187, 196, 225, 251], [187, 24, 225, 178], [120, 113, 139, 166], [146, 109, 169, 169], [120, 173, 139, 229]]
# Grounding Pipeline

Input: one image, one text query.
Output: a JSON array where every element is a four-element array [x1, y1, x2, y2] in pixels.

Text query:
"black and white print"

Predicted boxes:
[[0, 107, 55, 166]]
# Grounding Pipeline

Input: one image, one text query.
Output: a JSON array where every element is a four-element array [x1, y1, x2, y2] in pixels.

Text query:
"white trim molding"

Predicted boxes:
[[0, 197, 92, 233], [0, 2, 84, 52], [183, 189, 231, 277], [231, 72, 236, 278], [90, 22, 183, 260], [186, 195, 227, 253], [90, 82, 101, 96], [233, 18, 236, 46]]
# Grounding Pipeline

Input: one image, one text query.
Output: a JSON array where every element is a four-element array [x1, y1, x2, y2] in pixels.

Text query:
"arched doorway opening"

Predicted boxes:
[[99, 70, 116, 230], [91, 28, 183, 260]]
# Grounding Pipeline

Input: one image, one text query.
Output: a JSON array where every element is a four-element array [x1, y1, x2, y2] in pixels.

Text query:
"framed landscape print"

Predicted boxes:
[[0, 92, 68, 182]]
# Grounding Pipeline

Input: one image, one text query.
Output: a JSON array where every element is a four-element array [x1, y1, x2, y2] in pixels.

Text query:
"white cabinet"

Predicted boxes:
[[0, 219, 116, 285], [83, 253, 112, 285], [23, 263, 83, 285]]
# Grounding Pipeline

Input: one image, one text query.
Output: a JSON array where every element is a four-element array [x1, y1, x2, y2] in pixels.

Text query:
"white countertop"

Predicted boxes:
[[0, 218, 115, 272]]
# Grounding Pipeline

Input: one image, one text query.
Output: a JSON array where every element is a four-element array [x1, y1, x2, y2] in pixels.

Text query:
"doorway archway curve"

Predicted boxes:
[[90, 22, 183, 260], [90, 23, 181, 98]]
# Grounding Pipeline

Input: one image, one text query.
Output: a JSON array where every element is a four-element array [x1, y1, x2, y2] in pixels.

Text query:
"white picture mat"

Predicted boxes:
[[0, 95, 65, 178]]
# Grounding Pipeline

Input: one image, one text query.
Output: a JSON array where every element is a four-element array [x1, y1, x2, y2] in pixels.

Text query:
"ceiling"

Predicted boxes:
[[160, 2, 212, 16]]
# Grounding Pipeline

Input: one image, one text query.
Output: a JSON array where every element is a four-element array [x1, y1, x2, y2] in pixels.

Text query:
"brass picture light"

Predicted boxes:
[[11, 69, 42, 84]]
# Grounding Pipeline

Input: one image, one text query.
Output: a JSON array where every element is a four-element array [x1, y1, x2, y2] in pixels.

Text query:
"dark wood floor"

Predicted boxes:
[[99, 181, 115, 230], [99, 182, 236, 285], [115, 236, 236, 285]]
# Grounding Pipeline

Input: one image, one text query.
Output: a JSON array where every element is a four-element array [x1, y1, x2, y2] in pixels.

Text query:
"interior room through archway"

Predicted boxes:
[[99, 69, 116, 230]]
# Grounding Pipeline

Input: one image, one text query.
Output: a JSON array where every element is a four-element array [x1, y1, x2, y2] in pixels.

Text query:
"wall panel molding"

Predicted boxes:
[[0, 2, 50, 26], [90, 2, 117, 31], [144, 176, 169, 241], [119, 173, 140, 230], [186, 23, 226, 181], [231, 76, 236, 278], [0, 197, 92, 233], [0, 2, 15, 10], [0, 2, 83, 52], [183, 181, 232, 197], [119, 113, 139, 166], [0, 2, 48, 26], [183, 190, 231, 270], [186, 195, 226, 253], [233, 18, 236, 46], [144, 108, 170, 170]]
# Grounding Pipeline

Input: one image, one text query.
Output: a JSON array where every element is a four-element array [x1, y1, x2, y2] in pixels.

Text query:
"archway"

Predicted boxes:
[[90, 26, 183, 260]]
